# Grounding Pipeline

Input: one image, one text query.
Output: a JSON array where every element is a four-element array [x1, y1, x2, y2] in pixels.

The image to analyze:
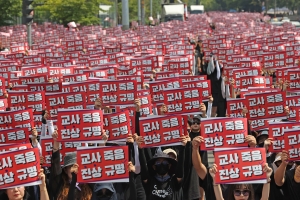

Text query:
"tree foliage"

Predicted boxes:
[[0, 0, 22, 26], [34, 0, 112, 26]]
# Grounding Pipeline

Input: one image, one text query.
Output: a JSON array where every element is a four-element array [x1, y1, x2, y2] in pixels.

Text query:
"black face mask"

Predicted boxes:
[[258, 143, 265, 147], [155, 163, 169, 176]]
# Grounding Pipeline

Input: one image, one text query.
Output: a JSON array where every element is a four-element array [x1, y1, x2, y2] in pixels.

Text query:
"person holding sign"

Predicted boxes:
[[274, 150, 300, 200], [136, 135, 187, 200], [209, 163, 272, 200], [0, 169, 49, 200], [50, 131, 93, 200]]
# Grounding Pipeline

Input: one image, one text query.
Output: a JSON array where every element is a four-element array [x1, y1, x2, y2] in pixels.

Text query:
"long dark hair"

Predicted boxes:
[[0, 188, 30, 200], [227, 184, 255, 200], [57, 169, 92, 200]]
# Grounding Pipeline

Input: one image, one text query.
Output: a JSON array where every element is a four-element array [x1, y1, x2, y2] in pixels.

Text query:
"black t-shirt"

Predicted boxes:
[[281, 169, 300, 200], [145, 175, 182, 200], [200, 170, 216, 200]]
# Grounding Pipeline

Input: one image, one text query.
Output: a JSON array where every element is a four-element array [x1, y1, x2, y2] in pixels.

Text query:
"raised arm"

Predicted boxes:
[[136, 136, 149, 183], [39, 169, 50, 200], [209, 164, 224, 200], [191, 136, 207, 180], [175, 136, 187, 183], [274, 150, 288, 187], [260, 164, 272, 200]]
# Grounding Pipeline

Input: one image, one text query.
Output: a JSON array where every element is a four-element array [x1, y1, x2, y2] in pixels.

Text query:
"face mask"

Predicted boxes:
[[258, 143, 264, 147], [155, 163, 169, 176], [99, 197, 111, 200]]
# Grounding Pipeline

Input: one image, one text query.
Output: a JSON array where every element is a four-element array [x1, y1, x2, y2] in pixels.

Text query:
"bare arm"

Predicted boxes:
[[260, 164, 272, 200], [209, 164, 224, 200], [274, 151, 288, 187], [39, 169, 50, 200], [191, 136, 207, 180]]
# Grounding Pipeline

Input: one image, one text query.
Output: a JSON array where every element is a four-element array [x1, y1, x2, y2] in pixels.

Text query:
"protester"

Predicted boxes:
[[50, 131, 93, 200], [0, 11, 298, 200], [136, 134, 187, 199], [0, 169, 50, 200]]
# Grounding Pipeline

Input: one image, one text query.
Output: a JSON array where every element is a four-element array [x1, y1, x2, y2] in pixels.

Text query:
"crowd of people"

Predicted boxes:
[[0, 11, 298, 200]]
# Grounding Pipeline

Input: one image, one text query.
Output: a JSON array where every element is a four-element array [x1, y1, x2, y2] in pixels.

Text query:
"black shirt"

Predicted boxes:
[[281, 169, 300, 200], [145, 175, 182, 200]]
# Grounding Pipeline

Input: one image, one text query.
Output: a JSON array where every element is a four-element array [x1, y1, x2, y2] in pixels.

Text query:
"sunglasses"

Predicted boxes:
[[96, 190, 113, 197], [192, 121, 200, 125], [234, 190, 250, 196], [155, 160, 169, 166]]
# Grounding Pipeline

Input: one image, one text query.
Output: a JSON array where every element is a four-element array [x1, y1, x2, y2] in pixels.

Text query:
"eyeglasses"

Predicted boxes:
[[155, 160, 169, 166], [234, 190, 250, 196]]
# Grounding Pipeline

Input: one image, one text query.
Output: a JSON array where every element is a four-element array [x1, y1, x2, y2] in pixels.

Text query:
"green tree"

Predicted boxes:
[[275, 0, 300, 14], [0, 0, 22, 26], [34, 0, 112, 26], [200, 0, 221, 11]]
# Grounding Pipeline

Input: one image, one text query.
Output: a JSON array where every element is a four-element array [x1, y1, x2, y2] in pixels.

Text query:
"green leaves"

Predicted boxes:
[[0, 0, 22, 26], [35, 0, 112, 26]]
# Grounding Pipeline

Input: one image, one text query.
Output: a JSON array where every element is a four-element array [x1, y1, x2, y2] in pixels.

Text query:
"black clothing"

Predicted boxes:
[[280, 169, 300, 200]]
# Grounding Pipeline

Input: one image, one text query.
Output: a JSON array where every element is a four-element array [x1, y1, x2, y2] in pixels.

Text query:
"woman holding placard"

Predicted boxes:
[[1, 169, 49, 200], [209, 164, 272, 200]]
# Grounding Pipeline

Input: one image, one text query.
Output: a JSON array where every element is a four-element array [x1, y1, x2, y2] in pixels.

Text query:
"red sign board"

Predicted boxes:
[[103, 111, 131, 142], [77, 146, 129, 183], [0, 147, 41, 189], [200, 118, 248, 150], [214, 148, 267, 184], [57, 109, 104, 142], [139, 115, 183, 148]]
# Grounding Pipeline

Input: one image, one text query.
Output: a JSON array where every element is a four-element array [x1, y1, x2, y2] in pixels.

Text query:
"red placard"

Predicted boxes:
[[0, 143, 32, 153], [103, 111, 131, 142], [114, 105, 136, 134], [150, 79, 182, 103], [268, 122, 300, 152], [19, 75, 48, 85], [214, 148, 267, 184], [163, 87, 202, 114], [57, 109, 103, 142], [182, 79, 211, 99], [27, 82, 63, 92], [0, 147, 41, 189], [0, 128, 29, 145], [245, 92, 286, 120], [63, 73, 88, 82], [84, 81, 101, 104], [21, 66, 49, 76], [139, 115, 183, 147], [284, 129, 300, 161], [287, 70, 300, 90], [0, 109, 34, 131], [45, 92, 86, 116], [226, 98, 245, 118], [238, 75, 266, 89], [139, 94, 153, 117], [40, 137, 86, 167], [7, 91, 45, 114], [77, 146, 129, 183], [0, 77, 5, 97], [0, 98, 8, 111], [99, 80, 137, 105], [233, 68, 261, 87], [200, 118, 248, 150]]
